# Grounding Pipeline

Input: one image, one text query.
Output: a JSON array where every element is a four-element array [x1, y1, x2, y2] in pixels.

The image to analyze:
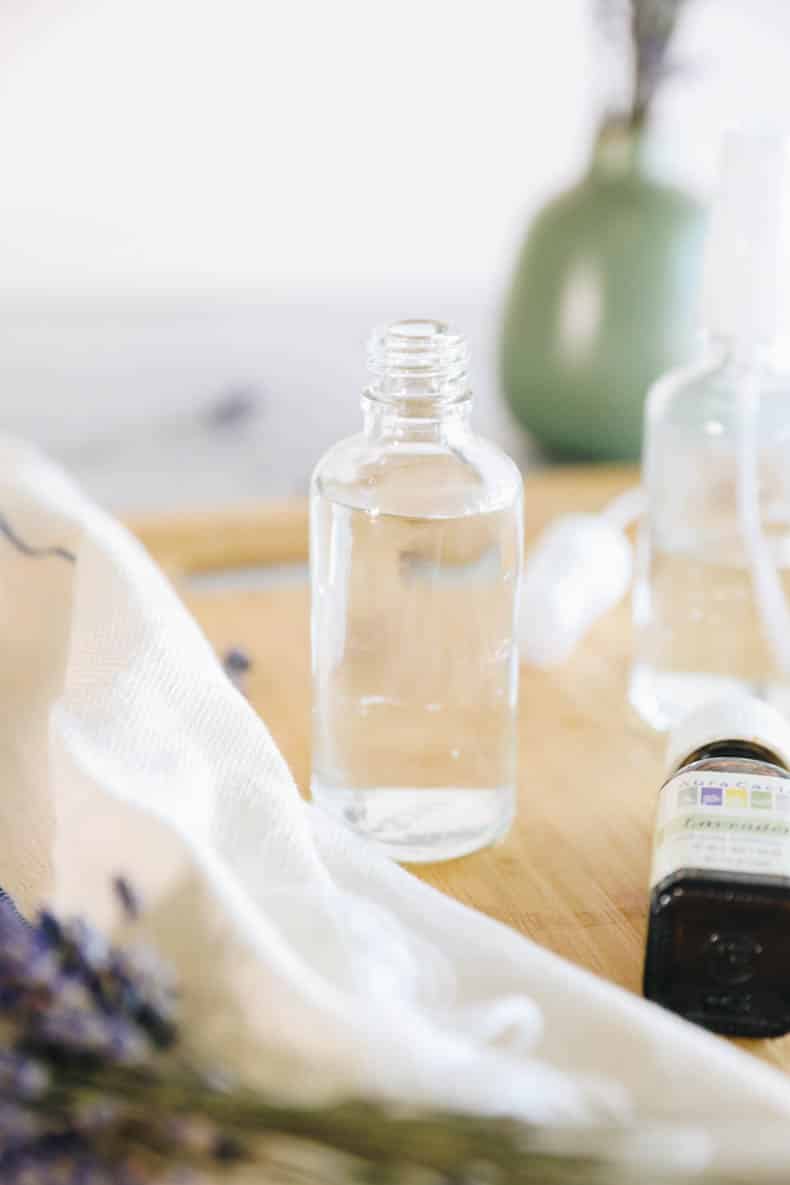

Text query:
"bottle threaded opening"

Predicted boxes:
[[367, 319, 469, 386]]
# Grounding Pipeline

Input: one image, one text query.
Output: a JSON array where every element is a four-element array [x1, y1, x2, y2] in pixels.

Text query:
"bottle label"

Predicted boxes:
[[650, 771, 790, 888]]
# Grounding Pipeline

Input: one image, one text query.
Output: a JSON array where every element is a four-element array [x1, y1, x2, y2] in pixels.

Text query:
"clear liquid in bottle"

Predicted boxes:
[[630, 366, 790, 731]]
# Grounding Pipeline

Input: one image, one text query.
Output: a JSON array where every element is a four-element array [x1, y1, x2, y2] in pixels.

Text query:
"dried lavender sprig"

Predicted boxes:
[[0, 892, 788, 1184], [114, 876, 142, 922], [597, 0, 691, 128], [0, 893, 239, 1182], [223, 646, 252, 696], [18, 1069, 790, 1185], [0, 896, 177, 1069], [630, 0, 688, 123]]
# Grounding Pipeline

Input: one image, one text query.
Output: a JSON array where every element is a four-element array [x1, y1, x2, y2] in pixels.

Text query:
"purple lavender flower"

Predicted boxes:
[[222, 647, 252, 697], [0, 899, 177, 1068], [597, 0, 691, 126], [113, 877, 141, 922], [0, 891, 242, 1181]]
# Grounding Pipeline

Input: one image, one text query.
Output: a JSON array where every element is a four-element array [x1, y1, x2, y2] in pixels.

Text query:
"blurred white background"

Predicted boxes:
[[1, 0, 789, 508]]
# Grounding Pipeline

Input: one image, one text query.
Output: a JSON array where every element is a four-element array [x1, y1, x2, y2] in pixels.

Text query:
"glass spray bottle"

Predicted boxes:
[[310, 320, 523, 862], [631, 133, 790, 731]]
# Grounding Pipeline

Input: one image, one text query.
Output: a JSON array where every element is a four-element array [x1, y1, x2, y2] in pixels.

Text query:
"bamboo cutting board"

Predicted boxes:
[[128, 466, 790, 1074]]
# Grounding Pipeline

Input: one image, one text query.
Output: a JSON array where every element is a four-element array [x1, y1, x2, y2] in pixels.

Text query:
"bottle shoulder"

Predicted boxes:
[[646, 350, 790, 430], [645, 354, 732, 423], [665, 756, 790, 784], [311, 430, 523, 519]]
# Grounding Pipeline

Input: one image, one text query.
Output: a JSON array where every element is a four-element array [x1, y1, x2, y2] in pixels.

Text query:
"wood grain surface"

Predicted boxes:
[[128, 465, 790, 1074]]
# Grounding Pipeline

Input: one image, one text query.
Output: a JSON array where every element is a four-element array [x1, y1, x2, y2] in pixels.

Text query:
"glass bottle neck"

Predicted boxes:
[[364, 318, 473, 442], [703, 331, 776, 371], [680, 740, 786, 771], [362, 391, 472, 443]]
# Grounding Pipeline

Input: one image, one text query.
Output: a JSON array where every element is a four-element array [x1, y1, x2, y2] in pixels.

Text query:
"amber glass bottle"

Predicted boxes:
[[645, 697, 790, 1036]]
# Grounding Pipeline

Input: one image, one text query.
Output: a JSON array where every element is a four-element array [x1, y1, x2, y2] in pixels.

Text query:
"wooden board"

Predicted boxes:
[[128, 466, 790, 1074]]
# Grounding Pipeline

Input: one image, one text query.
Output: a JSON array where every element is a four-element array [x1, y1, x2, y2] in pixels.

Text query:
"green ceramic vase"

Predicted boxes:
[[500, 124, 707, 461]]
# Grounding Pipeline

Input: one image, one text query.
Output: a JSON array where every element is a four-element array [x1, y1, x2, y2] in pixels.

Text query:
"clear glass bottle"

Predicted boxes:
[[630, 339, 790, 730], [310, 320, 523, 862], [630, 132, 790, 731], [644, 696, 790, 1037]]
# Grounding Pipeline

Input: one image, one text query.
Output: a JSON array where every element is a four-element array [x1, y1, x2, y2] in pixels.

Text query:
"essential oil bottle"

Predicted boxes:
[[310, 320, 523, 863], [644, 696, 790, 1036]]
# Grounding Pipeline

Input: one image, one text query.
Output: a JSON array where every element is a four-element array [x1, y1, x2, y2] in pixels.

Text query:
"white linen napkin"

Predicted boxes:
[[1, 436, 789, 1127]]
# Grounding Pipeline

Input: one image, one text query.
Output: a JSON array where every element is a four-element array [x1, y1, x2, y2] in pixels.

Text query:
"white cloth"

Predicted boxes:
[[1, 437, 789, 1127]]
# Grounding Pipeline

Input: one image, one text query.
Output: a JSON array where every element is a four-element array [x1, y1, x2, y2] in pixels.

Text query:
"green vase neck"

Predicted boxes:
[[589, 120, 649, 181]]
